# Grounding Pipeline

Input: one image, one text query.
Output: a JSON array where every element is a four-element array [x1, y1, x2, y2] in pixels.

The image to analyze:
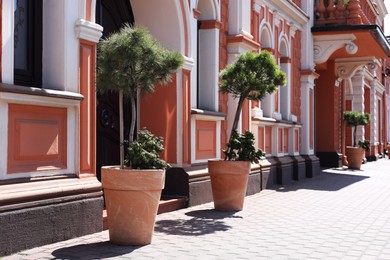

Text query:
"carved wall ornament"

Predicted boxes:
[[313, 34, 358, 64]]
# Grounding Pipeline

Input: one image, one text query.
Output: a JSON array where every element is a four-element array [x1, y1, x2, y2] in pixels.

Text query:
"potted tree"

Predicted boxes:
[[208, 51, 286, 211], [96, 24, 183, 245], [343, 111, 370, 170]]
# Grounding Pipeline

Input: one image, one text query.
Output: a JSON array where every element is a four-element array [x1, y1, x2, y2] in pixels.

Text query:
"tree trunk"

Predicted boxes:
[[119, 90, 124, 169], [225, 95, 246, 160], [129, 95, 137, 145]]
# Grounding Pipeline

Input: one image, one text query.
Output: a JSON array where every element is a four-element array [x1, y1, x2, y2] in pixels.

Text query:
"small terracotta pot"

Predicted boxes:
[[208, 160, 250, 211], [345, 147, 365, 170], [102, 166, 165, 246]]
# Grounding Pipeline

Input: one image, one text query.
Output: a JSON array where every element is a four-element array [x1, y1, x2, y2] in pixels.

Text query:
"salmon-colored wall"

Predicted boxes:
[[219, 0, 229, 151], [182, 70, 191, 165], [251, 2, 259, 43], [315, 62, 338, 151], [278, 128, 283, 153], [283, 128, 289, 153], [86, 0, 92, 21], [242, 99, 250, 132], [195, 120, 217, 160], [140, 75, 177, 164], [258, 126, 265, 151], [265, 126, 272, 154], [8, 105, 67, 174], [79, 40, 96, 176], [292, 31, 301, 122], [294, 129, 299, 153]]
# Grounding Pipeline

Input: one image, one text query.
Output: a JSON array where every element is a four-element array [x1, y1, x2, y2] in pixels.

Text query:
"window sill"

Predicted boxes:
[[0, 83, 84, 101], [191, 108, 226, 119]]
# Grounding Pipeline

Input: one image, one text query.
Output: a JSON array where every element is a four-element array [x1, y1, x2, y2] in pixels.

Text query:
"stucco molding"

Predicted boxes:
[[335, 56, 376, 94], [75, 19, 103, 43], [313, 34, 358, 64]]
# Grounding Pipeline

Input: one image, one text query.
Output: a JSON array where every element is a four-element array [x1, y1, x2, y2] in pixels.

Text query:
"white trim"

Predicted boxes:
[[0, 102, 8, 178], [176, 71, 183, 165], [75, 19, 103, 43], [2, 0, 14, 84], [0, 93, 81, 180], [314, 34, 358, 64]]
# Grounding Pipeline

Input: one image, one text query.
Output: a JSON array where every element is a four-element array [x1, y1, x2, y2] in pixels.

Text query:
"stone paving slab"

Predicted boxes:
[[4, 159, 390, 260]]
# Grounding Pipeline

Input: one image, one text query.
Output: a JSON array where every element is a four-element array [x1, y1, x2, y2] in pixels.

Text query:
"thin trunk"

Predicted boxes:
[[353, 125, 357, 147], [128, 95, 137, 145], [225, 95, 246, 160], [119, 90, 124, 169]]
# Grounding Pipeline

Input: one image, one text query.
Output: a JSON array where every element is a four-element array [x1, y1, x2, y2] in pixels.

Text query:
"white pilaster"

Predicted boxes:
[[300, 72, 318, 155], [228, 0, 252, 38]]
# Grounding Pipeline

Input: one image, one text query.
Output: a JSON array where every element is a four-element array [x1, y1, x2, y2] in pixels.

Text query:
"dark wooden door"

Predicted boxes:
[[95, 0, 134, 181]]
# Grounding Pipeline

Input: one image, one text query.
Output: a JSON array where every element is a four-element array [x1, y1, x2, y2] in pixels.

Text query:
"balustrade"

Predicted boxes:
[[314, 0, 379, 26]]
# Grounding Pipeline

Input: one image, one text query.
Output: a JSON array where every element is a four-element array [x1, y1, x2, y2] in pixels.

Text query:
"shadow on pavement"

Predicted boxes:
[[52, 241, 139, 259], [271, 171, 369, 192], [155, 209, 238, 236]]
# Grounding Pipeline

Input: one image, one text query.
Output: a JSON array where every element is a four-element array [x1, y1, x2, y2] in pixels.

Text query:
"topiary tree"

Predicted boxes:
[[220, 50, 286, 160], [343, 111, 370, 147], [96, 24, 184, 168]]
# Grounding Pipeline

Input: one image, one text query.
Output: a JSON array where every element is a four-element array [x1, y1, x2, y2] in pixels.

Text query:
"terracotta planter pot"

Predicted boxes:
[[387, 146, 390, 159], [102, 166, 165, 245], [208, 160, 250, 211], [345, 147, 365, 170]]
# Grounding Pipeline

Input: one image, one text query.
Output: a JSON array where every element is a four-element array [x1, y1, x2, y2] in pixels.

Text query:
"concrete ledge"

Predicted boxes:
[[0, 177, 103, 212], [0, 177, 103, 257], [0, 197, 103, 257]]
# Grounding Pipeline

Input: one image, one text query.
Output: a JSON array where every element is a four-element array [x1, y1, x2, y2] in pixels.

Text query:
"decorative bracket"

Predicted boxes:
[[313, 34, 358, 64], [335, 57, 376, 93]]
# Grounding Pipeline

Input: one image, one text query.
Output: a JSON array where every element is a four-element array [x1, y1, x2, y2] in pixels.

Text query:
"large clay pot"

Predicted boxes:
[[345, 147, 365, 170], [208, 160, 250, 211], [102, 166, 165, 245], [387, 146, 390, 159]]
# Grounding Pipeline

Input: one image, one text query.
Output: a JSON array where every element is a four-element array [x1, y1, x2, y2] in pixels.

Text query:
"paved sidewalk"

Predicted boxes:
[[4, 159, 390, 260]]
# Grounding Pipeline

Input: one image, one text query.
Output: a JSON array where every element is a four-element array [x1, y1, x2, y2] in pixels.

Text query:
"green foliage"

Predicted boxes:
[[220, 51, 286, 101], [358, 140, 370, 152], [96, 24, 184, 97], [96, 24, 184, 168], [127, 129, 170, 170], [219, 50, 285, 161], [223, 130, 265, 163], [343, 111, 369, 127], [343, 111, 370, 147]]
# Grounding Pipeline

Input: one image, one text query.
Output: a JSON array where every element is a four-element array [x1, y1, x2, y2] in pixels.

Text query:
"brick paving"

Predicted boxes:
[[4, 159, 390, 259]]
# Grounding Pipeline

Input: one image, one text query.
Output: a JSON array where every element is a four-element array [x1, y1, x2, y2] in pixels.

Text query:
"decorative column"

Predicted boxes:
[[75, 18, 103, 176], [350, 70, 365, 142], [301, 70, 319, 155], [368, 60, 380, 148]]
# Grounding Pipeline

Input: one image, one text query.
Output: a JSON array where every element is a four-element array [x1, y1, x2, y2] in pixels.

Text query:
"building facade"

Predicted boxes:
[[313, 0, 390, 166], [1, 0, 389, 256], [0, 0, 103, 256]]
